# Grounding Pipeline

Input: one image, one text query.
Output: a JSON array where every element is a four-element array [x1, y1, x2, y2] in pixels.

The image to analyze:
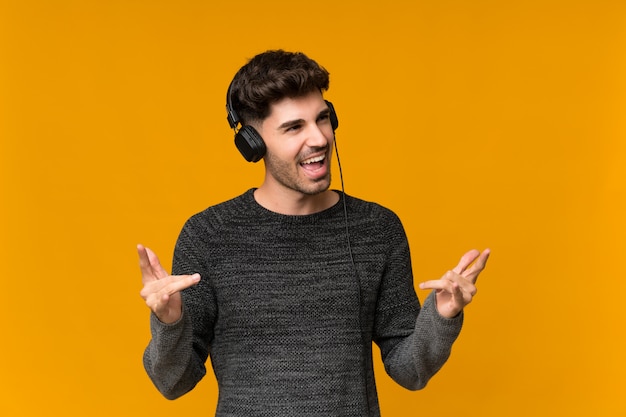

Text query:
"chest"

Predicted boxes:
[[205, 223, 385, 334]]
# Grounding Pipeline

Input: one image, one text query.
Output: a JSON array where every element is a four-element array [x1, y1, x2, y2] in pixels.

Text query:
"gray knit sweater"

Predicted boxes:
[[143, 189, 463, 416]]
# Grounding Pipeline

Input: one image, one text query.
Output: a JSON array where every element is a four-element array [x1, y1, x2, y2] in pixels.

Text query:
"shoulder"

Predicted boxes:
[[341, 193, 407, 244], [182, 189, 258, 233], [344, 193, 402, 224]]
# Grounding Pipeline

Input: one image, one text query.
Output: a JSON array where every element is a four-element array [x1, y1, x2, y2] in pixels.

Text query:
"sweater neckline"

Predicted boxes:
[[243, 188, 345, 223]]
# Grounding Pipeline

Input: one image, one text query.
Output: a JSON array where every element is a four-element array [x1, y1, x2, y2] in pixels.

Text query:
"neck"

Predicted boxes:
[[253, 186, 339, 215]]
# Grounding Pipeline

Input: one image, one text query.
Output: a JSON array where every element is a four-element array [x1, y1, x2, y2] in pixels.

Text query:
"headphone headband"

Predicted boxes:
[[225, 80, 239, 130]]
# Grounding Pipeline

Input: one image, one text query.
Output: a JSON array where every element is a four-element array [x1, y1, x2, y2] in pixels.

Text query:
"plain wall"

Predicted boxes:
[[1, 1, 624, 415]]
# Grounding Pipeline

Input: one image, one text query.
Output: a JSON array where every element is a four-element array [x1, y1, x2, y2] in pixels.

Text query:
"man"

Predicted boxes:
[[138, 50, 490, 416]]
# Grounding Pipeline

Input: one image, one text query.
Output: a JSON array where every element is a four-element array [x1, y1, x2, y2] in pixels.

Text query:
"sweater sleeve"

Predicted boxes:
[[372, 212, 463, 391], [142, 216, 216, 399]]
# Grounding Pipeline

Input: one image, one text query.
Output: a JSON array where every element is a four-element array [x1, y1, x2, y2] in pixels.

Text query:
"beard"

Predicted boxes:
[[263, 148, 332, 196]]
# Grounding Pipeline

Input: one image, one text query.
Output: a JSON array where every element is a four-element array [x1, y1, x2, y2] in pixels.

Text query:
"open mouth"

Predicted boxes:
[[300, 154, 326, 171]]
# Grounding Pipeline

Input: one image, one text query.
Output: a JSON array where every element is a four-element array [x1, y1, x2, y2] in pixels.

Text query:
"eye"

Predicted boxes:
[[317, 113, 330, 123], [285, 123, 302, 132]]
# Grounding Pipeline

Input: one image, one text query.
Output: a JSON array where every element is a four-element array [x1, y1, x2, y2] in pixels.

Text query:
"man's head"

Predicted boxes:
[[226, 50, 338, 201], [227, 50, 330, 127]]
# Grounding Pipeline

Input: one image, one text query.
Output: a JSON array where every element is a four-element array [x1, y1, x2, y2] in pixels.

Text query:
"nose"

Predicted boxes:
[[306, 123, 331, 148]]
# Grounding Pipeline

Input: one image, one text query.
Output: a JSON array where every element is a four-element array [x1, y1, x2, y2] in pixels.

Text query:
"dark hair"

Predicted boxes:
[[228, 50, 330, 125]]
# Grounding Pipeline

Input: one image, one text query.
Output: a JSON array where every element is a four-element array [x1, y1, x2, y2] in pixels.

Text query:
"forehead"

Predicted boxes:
[[264, 90, 327, 125]]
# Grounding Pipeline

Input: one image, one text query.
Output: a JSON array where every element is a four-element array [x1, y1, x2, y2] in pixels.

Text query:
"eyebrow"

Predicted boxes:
[[277, 119, 304, 131], [276, 108, 331, 131]]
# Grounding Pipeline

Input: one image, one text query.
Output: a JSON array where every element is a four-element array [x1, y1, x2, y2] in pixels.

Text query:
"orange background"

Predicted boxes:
[[1, 0, 625, 415]]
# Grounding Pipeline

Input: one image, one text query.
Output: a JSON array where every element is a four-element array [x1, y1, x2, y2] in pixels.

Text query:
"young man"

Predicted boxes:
[[138, 50, 490, 416]]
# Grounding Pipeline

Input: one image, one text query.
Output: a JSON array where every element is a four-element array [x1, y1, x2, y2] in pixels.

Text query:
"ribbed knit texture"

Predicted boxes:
[[143, 189, 463, 416]]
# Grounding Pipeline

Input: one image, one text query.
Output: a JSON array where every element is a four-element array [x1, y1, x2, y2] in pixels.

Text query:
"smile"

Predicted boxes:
[[300, 155, 325, 165]]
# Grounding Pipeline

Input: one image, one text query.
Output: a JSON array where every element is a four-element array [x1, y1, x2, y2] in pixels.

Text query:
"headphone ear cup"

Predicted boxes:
[[325, 100, 339, 131], [235, 125, 266, 163]]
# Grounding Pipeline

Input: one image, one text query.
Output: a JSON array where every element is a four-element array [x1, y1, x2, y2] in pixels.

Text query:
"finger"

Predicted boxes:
[[137, 244, 169, 281], [452, 249, 481, 275], [419, 280, 451, 291], [164, 273, 201, 295], [140, 273, 201, 303], [462, 248, 491, 284], [421, 270, 476, 295], [150, 292, 171, 313], [155, 274, 199, 313], [137, 244, 156, 282], [419, 272, 460, 292]]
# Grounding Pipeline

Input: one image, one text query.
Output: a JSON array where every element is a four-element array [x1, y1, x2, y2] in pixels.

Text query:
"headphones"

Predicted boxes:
[[226, 81, 339, 162]]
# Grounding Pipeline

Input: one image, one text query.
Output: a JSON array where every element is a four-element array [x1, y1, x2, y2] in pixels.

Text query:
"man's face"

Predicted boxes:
[[257, 90, 335, 196]]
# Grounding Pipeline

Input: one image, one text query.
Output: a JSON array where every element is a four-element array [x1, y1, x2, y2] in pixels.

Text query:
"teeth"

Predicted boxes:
[[302, 155, 325, 165]]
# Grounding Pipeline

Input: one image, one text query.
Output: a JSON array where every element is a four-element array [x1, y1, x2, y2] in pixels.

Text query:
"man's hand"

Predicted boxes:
[[419, 249, 490, 318], [137, 244, 201, 324]]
